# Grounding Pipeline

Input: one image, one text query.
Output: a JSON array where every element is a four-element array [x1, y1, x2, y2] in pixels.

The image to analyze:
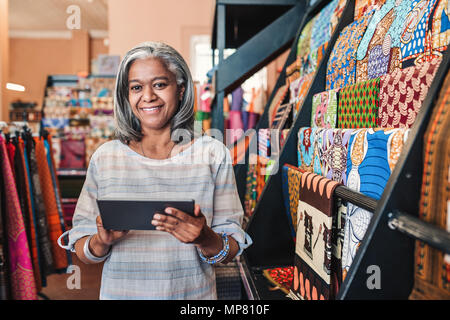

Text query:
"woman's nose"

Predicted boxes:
[[142, 85, 156, 102]]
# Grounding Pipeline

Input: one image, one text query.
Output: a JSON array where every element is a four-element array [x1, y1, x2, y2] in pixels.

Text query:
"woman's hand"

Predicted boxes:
[[151, 204, 207, 244], [96, 215, 129, 246]]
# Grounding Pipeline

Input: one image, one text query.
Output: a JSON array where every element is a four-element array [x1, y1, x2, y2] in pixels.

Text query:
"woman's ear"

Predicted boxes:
[[179, 86, 185, 101]]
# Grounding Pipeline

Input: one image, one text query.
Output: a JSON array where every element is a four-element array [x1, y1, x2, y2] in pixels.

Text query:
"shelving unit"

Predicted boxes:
[[227, 0, 450, 300]]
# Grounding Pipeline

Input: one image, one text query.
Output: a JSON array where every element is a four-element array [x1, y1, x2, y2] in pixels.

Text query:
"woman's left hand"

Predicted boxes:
[[151, 204, 208, 244]]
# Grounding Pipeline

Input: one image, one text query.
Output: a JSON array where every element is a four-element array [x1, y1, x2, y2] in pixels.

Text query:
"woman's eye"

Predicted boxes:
[[154, 82, 167, 89], [130, 85, 142, 91]]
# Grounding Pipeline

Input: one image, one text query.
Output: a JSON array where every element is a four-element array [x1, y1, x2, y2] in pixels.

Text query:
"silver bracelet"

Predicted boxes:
[[83, 234, 111, 263]]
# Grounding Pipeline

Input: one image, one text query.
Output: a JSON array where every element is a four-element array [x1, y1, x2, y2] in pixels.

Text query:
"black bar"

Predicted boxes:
[[388, 211, 450, 255], [335, 186, 378, 213]]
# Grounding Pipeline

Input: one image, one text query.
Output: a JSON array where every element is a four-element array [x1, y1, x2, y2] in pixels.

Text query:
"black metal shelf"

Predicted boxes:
[[231, 0, 450, 300]]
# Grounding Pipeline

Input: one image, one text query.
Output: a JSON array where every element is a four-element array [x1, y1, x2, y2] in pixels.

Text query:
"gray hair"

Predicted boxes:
[[113, 41, 195, 144]]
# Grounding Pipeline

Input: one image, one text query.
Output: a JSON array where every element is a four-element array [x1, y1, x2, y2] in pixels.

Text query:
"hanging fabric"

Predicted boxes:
[[291, 172, 341, 300], [311, 89, 338, 128], [0, 152, 10, 300], [410, 72, 450, 300], [0, 136, 37, 300]]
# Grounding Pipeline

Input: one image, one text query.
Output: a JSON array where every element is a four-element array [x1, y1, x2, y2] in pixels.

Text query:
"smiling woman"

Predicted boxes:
[[57, 41, 252, 300]]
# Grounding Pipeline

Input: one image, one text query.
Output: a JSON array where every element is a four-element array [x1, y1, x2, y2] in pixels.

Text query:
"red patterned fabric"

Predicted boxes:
[[0, 137, 37, 300], [378, 58, 442, 128]]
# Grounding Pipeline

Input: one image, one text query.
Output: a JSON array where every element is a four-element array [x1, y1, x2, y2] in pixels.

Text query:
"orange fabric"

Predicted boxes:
[[34, 137, 68, 270], [18, 138, 42, 292]]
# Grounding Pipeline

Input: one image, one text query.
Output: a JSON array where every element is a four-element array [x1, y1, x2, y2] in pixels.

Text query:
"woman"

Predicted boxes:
[[58, 42, 252, 299]]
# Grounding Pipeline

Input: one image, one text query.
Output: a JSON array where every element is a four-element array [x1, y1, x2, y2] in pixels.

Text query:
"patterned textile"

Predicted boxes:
[[354, 0, 387, 19], [337, 78, 380, 128], [14, 139, 41, 292], [294, 73, 314, 118], [310, 0, 344, 53], [291, 173, 341, 300], [25, 136, 54, 279], [280, 129, 290, 149], [320, 129, 354, 185], [258, 129, 270, 158], [311, 89, 338, 128], [297, 17, 316, 62], [271, 103, 292, 130], [244, 163, 258, 218], [378, 58, 442, 128], [326, 11, 374, 91], [297, 127, 324, 176], [263, 266, 294, 294], [410, 72, 450, 300], [59, 139, 86, 169], [281, 165, 300, 240], [0, 156, 10, 299], [341, 128, 409, 279], [400, 0, 450, 68], [0, 137, 37, 300], [256, 156, 269, 199], [356, 1, 397, 82], [268, 84, 289, 127]]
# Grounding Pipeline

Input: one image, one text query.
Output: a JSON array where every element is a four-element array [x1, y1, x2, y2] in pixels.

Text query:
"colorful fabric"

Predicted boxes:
[[379, 57, 442, 128], [355, 0, 387, 19], [258, 129, 270, 158], [294, 73, 314, 119], [271, 103, 292, 130], [0, 156, 10, 299], [356, 1, 397, 82], [410, 72, 450, 300], [35, 137, 68, 271], [0, 137, 37, 300], [263, 266, 294, 294], [321, 129, 354, 185], [326, 11, 374, 91], [311, 89, 338, 128], [342, 128, 409, 279], [291, 173, 341, 300], [60, 139, 86, 169], [281, 164, 303, 240], [14, 139, 41, 292], [244, 163, 258, 218], [268, 84, 289, 127], [297, 127, 324, 176], [400, 0, 449, 68], [337, 78, 380, 128]]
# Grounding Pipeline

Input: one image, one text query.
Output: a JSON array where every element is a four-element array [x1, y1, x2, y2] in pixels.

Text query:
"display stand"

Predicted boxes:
[[233, 0, 450, 300]]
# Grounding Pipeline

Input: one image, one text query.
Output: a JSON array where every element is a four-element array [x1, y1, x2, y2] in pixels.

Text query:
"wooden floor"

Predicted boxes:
[[39, 253, 103, 300]]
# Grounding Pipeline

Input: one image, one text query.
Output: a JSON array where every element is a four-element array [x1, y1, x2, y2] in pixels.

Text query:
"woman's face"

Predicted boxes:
[[128, 57, 184, 133]]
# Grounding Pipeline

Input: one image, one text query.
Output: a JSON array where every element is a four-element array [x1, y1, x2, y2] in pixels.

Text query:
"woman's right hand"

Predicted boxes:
[[96, 215, 129, 246]]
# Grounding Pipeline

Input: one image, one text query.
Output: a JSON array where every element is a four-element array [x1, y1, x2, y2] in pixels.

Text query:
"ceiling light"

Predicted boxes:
[[6, 83, 25, 92]]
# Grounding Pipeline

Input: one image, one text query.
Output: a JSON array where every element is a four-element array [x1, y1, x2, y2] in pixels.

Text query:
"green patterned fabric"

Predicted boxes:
[[337, 78, 380, 128], [195, 111, 211, 121]]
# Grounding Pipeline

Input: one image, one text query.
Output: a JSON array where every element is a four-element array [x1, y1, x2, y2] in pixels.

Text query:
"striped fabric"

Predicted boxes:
[[66, 136, 252, 300]]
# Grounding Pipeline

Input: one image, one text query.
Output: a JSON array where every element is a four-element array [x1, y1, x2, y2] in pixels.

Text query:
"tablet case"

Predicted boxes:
[[96, 199, 195, 230]]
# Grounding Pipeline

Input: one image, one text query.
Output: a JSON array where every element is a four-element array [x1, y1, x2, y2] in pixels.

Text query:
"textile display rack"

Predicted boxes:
[[229, 0, 450, 300]]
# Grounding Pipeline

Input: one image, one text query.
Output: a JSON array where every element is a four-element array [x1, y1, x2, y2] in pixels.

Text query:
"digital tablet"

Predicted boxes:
[[96, 199, 195, 230]]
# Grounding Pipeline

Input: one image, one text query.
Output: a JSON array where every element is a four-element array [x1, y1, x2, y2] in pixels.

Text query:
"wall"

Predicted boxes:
[[107, 0, 215, 66], [7, 34, 108, 111], [0, 0, 9, 121]]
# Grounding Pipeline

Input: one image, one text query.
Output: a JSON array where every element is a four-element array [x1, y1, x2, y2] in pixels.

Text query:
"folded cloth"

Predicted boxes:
[[378, 57, 442, 128], [410, 72, 450, 300], [341, 128, 409, 279], [291, 172, 341, 300], [337, 78, 381, 128], [297, 127, 324, 176], [326, 10, 374, 91], [311, 89, 338, 128]]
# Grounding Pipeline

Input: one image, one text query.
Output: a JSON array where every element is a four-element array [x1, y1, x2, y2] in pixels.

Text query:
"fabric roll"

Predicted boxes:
[[320, 129, 354, 185], [34, 137, 68, 271], [326, 10, 374, 91], [262, 266, 294, 294], [25, 136, 54, 280], [410, 72, 450, 300], [0, 156, 10, 300], [337, 78, 380, 128], [378, 58, 442, 128], [291, 172, 341, 300], [297, 127, 324, 176], [0, 137, 37, 300], [13, 139, 41, 292], [281, 164, 304, 241], [230, 87, 243, 111], [341, 128, 409, 279], [311, 89, 338, 128]]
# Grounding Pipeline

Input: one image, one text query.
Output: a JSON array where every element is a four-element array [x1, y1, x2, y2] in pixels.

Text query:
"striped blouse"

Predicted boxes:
[[64, 135, 252, 300]]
